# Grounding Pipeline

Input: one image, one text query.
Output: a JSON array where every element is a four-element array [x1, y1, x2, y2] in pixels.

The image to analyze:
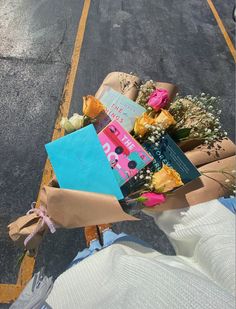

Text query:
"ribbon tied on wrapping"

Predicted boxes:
[[23, 203, 57, 247]]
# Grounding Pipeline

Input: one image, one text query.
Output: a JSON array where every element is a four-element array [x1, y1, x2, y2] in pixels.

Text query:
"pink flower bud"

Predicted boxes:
[[148, 88, 169, 111], [139, 192, 166, 207]]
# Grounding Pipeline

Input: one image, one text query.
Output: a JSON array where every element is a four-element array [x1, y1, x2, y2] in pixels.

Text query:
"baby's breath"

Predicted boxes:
[[169, 93, 227, 145]]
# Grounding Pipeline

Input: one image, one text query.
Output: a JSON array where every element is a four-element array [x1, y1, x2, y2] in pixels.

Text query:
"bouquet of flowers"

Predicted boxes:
[[60, 74, 234, 210], [8, 72, 236, 252]]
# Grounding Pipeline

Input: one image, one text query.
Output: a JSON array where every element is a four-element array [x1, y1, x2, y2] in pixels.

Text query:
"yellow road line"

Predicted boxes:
[[0, 0, 91, 303], [207, 0, 236, 62], [0, 285, 22, 304]]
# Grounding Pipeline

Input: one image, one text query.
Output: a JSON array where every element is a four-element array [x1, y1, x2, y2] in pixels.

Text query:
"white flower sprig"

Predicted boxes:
[[136, 80, 156, 108], [133, 167, 154, 191], [169, 93, 228, 145], [201, 168, 236, 194], [146, 125, 164, 146]]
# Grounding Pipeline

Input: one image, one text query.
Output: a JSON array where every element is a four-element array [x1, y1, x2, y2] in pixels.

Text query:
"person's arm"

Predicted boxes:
[[148, 198, 235, 295]]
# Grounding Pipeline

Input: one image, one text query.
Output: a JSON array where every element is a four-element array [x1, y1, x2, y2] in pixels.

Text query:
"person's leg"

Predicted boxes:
[[70, 224, 153, 269], [69, 239, 102, 268], [102, 229, 127, 247], [69, 224, 113, 268]]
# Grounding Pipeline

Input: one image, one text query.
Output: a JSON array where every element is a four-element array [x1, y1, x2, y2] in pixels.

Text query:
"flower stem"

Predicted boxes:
[[126, 189, 145, 198], [201, 170, 236, 178], [125, 198, 137, 204]]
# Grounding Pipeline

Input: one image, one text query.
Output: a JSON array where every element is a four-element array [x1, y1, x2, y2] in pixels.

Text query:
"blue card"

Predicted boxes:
[[45, 125, 123, 200]]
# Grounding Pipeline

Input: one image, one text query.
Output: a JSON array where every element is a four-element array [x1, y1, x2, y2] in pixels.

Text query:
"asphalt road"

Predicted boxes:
[[0, 0, 235, 304]]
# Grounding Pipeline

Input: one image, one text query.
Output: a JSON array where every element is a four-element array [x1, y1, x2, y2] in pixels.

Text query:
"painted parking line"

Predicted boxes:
[[0, 0, 91, 303], [207, 0, 236, 62]]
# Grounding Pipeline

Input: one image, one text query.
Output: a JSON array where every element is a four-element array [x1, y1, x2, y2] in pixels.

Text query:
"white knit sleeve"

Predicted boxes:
[[152, 200, 235, 295]]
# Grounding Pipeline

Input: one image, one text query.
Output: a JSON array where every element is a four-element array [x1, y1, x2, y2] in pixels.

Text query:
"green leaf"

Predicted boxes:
[[136, 196, 148, 202], [15, 250, 26, 270], [172, 128, 191, 140]]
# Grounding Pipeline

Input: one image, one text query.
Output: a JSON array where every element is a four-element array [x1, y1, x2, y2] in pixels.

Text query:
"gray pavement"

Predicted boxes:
[[0, 0, 84, 285], [0, 0, 235, 304]]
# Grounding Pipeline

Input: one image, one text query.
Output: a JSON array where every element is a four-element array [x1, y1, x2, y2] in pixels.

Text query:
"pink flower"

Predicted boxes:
[[148, 88, 169, 111], [138, 192, 166, 207]]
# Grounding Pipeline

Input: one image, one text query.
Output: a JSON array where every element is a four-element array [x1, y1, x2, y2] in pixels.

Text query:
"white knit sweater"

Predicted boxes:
[[46, 200, 235, 308]]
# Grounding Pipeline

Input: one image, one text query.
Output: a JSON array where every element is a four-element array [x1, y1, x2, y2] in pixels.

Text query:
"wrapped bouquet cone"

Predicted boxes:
[[8, 184, 138, 249], [40, 186, 138, 228]]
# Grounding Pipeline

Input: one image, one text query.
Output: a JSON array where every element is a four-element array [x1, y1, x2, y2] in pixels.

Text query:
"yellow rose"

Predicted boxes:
[[83, 96, 104, 118], [134, 113, 155, 137], [151, 164, 183, 192], [154, 109, 176, 129]]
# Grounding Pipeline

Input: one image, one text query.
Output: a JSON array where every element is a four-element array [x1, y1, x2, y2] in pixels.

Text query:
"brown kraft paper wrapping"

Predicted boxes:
[[8, 72, 234, 248], [95, 72, 141, 101], [8, 188, 138, 249], [40, 186, 138, 228], [185, 138, 236, 167], [8, 213, 47, 249], [95, 72, 178, 105], [145, 155, 236, 213]]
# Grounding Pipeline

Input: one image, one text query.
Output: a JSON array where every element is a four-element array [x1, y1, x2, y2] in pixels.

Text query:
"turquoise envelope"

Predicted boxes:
[[45, 125, 123, 200]]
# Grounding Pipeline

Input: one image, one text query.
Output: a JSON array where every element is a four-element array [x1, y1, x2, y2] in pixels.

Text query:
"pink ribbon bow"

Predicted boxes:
[[24, 203, 56, 247]]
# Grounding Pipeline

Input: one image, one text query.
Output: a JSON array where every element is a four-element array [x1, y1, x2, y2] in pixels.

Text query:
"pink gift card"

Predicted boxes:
[[98, 120, 153, 186]]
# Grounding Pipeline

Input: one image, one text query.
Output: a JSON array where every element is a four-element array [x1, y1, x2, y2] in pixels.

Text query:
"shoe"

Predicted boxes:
[[97, 223, 112, 234], [84, 226, 99, 246], [85, 224, 112, 247]]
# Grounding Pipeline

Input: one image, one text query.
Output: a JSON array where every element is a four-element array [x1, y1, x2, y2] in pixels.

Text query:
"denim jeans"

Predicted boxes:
[[69, 229, 152, 268]]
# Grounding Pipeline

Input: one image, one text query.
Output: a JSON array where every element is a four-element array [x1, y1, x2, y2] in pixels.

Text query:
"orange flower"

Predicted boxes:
[[83, 96, 104, 118], [134, 113, 155, 137], [151, 164, 183, 193], [154, 109, 176, 129]]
